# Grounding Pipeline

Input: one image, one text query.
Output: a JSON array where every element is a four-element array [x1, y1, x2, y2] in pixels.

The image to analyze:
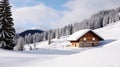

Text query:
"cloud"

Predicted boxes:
[[12, 3, 60, 29], [11, 0, 120, 30], [53, 0, 120, 28]]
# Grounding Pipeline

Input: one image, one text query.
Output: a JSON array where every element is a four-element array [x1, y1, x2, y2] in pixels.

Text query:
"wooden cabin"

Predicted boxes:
[[67, 29, 104, 47]]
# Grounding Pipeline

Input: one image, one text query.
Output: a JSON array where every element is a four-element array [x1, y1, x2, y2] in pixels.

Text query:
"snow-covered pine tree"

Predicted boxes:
[[55, 28, 60, 39], [33, 33, 39, 49], [48, 32, 52, 45], [0, 0, 15, 50], [14, 37, 24, 51]]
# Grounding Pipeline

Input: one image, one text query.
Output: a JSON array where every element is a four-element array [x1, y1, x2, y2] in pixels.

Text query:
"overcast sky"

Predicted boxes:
[[9, 0, 120, 30]]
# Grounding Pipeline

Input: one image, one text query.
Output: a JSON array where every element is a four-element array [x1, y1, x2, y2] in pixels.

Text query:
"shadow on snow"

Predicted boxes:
[[22, 48, 78, 55], [99, 39, 116, 47]]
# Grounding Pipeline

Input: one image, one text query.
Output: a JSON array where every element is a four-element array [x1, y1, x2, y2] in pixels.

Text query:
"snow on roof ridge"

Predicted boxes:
[[67, 29, 104, 41], [67, 29, 91, 41], [92, 30, 104, 40]]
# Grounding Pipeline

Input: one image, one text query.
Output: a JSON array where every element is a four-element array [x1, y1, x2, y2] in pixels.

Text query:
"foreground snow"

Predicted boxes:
[[0, 48, 78, 67], [0, 21, 120, 67], [34, 40, 120, 67]]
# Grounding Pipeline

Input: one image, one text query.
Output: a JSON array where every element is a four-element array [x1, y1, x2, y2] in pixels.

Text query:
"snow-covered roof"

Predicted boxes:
[[67, 29, 103, 41]]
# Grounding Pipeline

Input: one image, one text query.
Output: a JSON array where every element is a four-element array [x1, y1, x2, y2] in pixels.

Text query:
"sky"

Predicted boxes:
[[9, 0, 120, 30]]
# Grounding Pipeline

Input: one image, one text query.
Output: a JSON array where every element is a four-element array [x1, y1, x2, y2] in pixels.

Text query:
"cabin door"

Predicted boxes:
[[75, 44, 77, 47], [92, 43, 94, 46]]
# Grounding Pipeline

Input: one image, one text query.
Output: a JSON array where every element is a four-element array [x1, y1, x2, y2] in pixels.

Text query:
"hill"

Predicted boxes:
[[36, 21, 120, 67], [19, 29, 44, 37], [0, 20, 120, 67]]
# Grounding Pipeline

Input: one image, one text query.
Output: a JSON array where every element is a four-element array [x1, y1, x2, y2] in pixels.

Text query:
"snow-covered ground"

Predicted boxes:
[[37, 40, 120, 67], [1, 21, 120, 67], [95, 21, 120, 40]]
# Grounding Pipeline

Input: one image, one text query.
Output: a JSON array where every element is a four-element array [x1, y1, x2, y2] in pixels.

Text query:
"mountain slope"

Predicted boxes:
[[34, 21, 120, 67], [19, 29, 44, 37], [15, 26, 28, 33], [95, 21, 120, 40], [0, 21, 120, 67]]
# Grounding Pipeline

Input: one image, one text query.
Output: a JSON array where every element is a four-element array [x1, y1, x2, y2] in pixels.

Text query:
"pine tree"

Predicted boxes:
[[0, 0, 15, 50], [48, 32, 51, 45], [14, 37, 24, 51]]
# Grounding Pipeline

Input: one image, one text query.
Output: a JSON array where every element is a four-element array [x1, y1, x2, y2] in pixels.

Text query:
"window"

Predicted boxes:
[[92, 37, 95, 41], [83, 38, 87, 41]]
